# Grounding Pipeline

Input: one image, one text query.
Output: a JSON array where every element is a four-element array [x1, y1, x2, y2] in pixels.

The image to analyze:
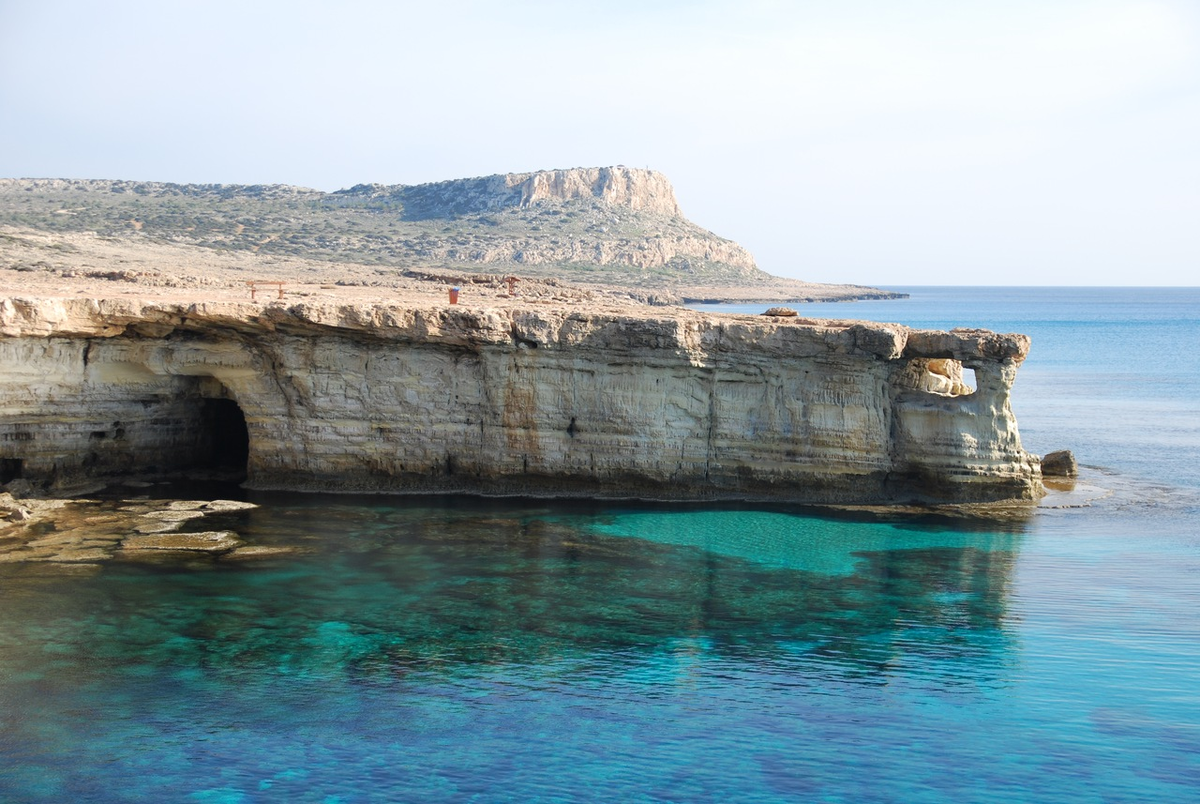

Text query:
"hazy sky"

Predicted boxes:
[[2, 0, 1197, 285]]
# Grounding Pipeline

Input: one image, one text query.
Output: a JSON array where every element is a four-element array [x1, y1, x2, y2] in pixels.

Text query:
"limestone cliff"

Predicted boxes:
[[0, 297, 1042, 504], [360, 166, 684, 219]]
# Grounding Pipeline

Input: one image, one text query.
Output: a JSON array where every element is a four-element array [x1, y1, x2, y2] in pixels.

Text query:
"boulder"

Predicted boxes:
[[120, 530, 242, 553], [202, 500, 259, 512], [0, 493, 31, 522], [2, 479, 38, 498], [1041, 450, 1078, 477]]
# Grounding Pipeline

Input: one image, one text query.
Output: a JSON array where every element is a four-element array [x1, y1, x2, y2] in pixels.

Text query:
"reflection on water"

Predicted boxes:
[[1, 493, 1196, 803], [0, 497, 1023, 680]]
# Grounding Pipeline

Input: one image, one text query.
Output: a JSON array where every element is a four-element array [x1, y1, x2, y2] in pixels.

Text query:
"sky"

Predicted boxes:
[[1, 0, 1197, 286]]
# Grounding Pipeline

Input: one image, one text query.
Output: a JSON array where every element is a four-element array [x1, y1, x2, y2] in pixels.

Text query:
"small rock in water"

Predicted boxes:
[[1041, 449, 1078, 477], [165, 500, 209, 511], [26, 531, 91, 548], [120, 530, 242, 553], [203, 500, 258, 512], [762, 307, 798, 317]]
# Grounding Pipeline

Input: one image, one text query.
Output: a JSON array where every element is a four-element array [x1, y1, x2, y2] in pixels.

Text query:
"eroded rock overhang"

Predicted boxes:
[[0, 297, 1043, 504]]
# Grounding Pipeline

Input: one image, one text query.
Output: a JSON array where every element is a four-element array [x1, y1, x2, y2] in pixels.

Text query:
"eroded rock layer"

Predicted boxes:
[[0, 297, 1042, 503]]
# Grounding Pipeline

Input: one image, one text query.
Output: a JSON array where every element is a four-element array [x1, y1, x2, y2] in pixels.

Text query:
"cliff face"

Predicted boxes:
[[0, 298, 1041, 504], [379, 166, 684, 220]]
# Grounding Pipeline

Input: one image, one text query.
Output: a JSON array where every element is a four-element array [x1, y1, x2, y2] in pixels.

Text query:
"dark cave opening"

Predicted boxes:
[[198, 398, 250, 478], [0, 458, 22, 484]]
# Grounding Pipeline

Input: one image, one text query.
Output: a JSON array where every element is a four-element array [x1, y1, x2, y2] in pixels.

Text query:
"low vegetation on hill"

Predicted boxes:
[[0, 168, 902, 302]]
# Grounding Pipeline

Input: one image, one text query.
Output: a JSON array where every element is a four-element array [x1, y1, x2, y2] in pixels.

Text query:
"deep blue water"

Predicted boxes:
[[2, 288, 1199, 803]]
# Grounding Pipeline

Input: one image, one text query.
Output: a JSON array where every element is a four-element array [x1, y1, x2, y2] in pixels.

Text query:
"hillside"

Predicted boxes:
[[0, 167, 900, 302]]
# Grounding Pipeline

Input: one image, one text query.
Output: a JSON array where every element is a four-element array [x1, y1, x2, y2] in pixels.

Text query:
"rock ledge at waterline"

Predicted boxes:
[[0, 296, 1043, 504]]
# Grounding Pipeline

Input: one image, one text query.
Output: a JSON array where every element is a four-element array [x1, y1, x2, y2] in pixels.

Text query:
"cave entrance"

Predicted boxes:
[[0, 458, 22, 484], [196, 397, 250, 480]]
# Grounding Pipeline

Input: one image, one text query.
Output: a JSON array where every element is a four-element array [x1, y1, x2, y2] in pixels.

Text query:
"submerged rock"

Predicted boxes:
[[223, 545, 301, 560], [42, 547, 113, 563]]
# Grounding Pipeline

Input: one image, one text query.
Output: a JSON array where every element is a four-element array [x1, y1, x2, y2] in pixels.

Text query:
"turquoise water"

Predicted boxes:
[[3, 288, 1199, 802]]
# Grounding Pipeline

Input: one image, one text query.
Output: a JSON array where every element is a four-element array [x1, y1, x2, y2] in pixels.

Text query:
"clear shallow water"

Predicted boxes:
[[3, 288, 1199, 803]]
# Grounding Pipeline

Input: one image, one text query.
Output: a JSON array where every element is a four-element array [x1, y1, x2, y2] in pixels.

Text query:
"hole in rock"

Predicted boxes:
[[899, 358, 977, 397], [962, 367, 977, 394], [196, 398, 249, 478], [0, 458, 23, 484]]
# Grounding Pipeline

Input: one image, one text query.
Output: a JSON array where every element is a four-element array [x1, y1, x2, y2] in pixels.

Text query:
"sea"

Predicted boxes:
[[1, 286, 1198, 803]]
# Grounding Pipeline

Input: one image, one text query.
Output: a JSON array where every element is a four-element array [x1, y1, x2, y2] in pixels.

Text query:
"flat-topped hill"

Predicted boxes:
[[0, 168, 900, 303]]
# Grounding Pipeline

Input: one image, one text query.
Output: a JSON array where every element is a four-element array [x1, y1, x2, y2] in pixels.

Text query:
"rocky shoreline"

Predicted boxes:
[[0, 285, 1043, 507], [0, 490, 279, 570], [0, 467, 1106, 572]]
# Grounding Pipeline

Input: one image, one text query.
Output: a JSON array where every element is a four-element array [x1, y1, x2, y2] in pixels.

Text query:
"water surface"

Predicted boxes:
[[2, 287, 1198, 803]]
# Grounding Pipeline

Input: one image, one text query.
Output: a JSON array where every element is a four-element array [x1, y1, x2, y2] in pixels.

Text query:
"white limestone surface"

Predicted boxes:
[[0, 297, 1042, 504]]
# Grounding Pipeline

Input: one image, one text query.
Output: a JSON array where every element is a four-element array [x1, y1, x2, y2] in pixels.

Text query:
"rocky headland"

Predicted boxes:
[[0, 167, 902, 304], [0, 290, 1042, 507], [0, 165, 1042, 544]]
